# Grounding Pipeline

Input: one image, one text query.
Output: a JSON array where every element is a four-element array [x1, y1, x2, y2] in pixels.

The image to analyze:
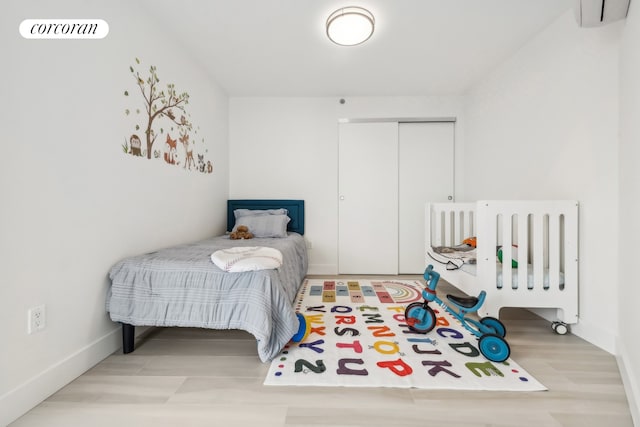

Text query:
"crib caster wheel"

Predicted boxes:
[[552, 321, 569, 335]]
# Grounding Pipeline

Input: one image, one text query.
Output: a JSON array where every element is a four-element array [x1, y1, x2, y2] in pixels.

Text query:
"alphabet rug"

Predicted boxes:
[[264, 279, 546, 391]]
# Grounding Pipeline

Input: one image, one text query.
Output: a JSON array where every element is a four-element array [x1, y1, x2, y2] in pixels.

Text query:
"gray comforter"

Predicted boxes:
[[106, 233, 308, 362]]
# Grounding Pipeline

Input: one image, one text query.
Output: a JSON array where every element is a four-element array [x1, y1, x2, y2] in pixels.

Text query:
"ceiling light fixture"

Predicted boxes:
[[326, 6, 375, 46]]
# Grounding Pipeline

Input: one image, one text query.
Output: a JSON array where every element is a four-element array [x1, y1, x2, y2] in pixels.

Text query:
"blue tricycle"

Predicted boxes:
[[405, 265, 511, 363]]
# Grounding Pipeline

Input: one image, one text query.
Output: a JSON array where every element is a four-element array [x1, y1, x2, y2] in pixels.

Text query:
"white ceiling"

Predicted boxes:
[[141, 0, 574, 97]]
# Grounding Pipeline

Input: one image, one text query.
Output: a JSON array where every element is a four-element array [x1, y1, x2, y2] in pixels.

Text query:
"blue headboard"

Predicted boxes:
[[227, 199, 305, 235]]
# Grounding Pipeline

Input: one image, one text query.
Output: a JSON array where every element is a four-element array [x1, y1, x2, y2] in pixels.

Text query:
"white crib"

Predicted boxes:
[[425, 200, 579, 326]]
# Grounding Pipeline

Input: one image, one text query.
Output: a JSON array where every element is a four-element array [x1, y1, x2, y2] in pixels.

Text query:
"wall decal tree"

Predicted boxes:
[[123, 57, 213, 174], [128, 58, 189, 159]]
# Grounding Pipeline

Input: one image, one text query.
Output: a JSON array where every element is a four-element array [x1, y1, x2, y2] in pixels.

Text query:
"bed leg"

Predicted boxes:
[[122, 323, 135, 354]]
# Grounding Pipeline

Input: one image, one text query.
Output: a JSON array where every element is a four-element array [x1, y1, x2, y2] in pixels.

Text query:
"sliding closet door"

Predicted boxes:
[[338, 122, 399, 274], [398, 122, 454, 273]]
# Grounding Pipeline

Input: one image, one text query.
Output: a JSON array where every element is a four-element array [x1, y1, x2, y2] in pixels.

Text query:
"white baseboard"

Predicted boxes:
[[616, 340, 640, 427], [0, 327, 121, 426], [307, 263, 338, 275]]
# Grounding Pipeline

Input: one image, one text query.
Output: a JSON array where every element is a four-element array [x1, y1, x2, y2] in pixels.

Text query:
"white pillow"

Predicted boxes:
[[233, 214, 290, 238], [234, 208, 288, 220]]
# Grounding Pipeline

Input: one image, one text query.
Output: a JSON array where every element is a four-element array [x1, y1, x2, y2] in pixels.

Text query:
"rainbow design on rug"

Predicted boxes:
[[298, 279, 423, 305], [266, 279, 547, 391]]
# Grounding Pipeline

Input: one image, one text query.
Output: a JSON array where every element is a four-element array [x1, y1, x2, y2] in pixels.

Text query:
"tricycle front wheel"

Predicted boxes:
[[478, 333, 511, 363], [405, 302, 436, 334]]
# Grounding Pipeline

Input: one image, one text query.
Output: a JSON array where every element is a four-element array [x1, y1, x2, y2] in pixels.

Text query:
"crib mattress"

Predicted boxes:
[[428, 245, 564, 289], [460, 263, 565, 289]]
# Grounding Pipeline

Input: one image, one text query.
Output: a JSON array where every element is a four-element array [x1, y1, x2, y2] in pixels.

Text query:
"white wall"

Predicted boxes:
[[464, 11, 622, 353], [0, 1, 229, 425], [618, 1, 640, 423], [229, 96, 464, 275]]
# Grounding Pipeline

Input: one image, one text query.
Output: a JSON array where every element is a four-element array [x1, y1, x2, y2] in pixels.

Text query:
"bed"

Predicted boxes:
[[106, 199, 308, 362], [425, 200, 579, 327]]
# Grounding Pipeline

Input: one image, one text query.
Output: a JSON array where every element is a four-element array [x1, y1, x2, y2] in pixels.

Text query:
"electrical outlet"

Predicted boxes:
[[28, 305, 46, 334]]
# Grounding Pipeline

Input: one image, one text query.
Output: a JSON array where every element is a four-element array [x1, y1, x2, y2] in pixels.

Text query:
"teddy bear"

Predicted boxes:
[[230, 224, 254, 240]]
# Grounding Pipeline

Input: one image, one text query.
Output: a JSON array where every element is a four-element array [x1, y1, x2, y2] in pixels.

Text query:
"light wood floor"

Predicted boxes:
[[11, 276, 634, 427]]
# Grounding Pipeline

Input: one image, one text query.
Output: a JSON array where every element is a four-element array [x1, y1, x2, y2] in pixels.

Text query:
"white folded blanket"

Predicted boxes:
[[211, 246, 283, 272]]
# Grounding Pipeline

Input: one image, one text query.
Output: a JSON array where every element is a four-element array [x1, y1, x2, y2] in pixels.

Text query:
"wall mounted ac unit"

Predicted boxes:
[[574, 0, 631, 27]]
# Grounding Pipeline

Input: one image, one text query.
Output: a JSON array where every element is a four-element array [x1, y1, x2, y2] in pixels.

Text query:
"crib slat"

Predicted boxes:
[[502, 213, 513, 290], [549, 213, 560, 290], [466, 210, 474, 239], [444, 212, 453, 246], [517, 212, 528, 290], [532, 213, 545, 291], [433, 209, 442, 247], [452, 211, 459, 244]]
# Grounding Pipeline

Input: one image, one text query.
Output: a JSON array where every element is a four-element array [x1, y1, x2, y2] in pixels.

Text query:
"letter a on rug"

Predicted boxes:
[[264, 279, 546, 391]]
